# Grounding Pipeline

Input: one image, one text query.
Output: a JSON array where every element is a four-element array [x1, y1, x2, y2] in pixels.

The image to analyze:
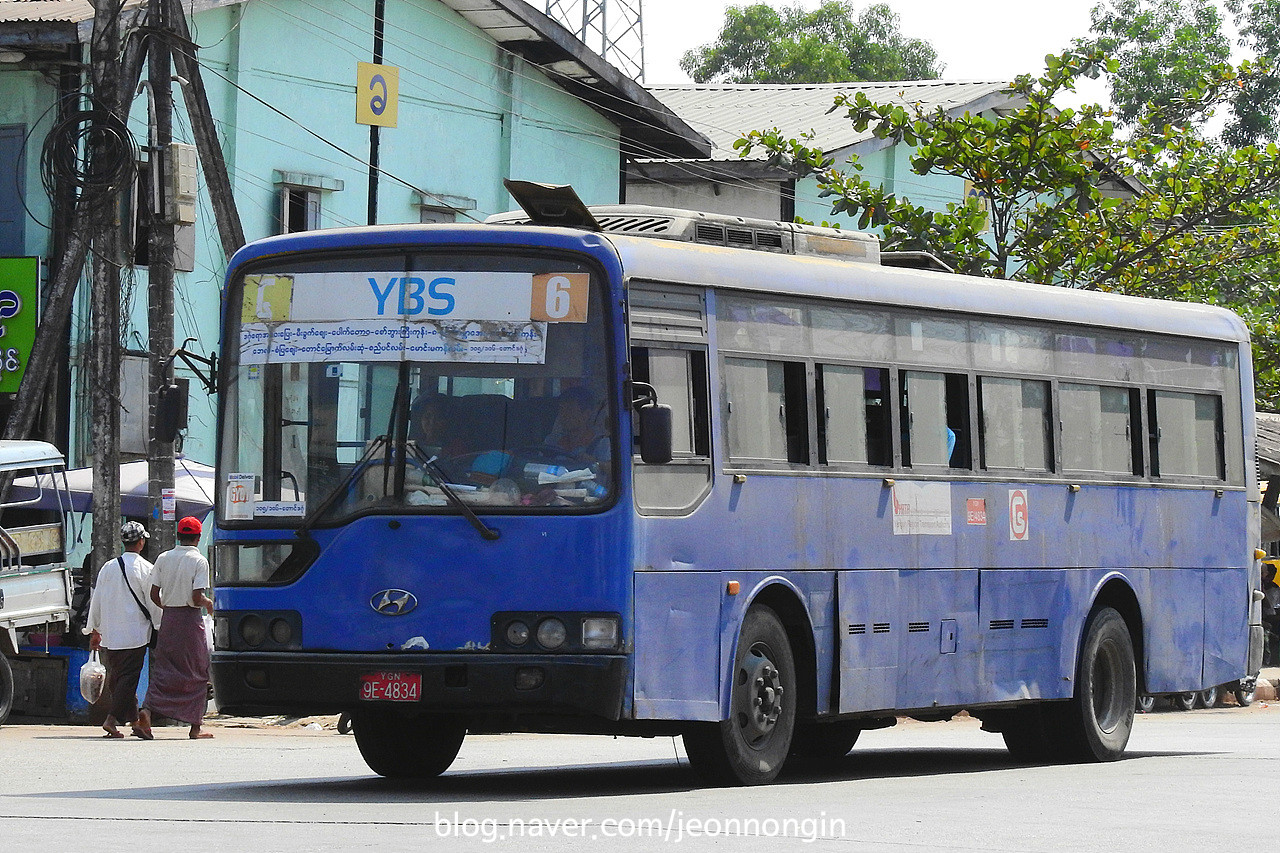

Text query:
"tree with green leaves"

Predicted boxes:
[[1079, 0, 1230, 129], [679, 1, 941, 85], [736, 49, 1280, 406], [1079, 0, 1280, 145]]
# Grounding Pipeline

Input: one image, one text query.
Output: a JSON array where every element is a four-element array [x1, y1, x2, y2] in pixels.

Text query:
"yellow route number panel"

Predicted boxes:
[[531, 273, 589, 323]]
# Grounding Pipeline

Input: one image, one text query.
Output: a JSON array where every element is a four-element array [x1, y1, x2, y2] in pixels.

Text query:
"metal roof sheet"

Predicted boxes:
[[644, 80, 1020, 161], [0, 0, 91, 24]]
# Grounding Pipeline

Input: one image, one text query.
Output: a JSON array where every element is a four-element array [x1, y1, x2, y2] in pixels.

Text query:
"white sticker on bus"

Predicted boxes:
[[225, 472, 256, 520], [891, 481, 952, 535], [254, 501, 306, 518]]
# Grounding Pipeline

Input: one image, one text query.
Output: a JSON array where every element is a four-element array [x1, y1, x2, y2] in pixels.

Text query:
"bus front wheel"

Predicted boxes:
[[683, 605, 796, 786], [352, 708, 466, 779], [1060, 607, 1136, 762]]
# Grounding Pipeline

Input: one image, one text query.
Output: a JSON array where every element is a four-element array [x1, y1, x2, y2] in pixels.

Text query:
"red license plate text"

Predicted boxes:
[[360, 671, 422, 702]]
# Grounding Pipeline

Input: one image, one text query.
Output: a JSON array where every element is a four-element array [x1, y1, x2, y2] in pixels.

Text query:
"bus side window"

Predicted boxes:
[[1148, 389, 1225, 479], [724, 357, 809, 464], [631, 346, 709, 457], [1060, 383, 1143, 475], [977, 376, 1053, 472], [816, 365, 891, 466], [900, 370, 971, 469]]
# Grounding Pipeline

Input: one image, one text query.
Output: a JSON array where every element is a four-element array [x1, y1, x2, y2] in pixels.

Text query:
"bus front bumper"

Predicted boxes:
[[212, 651, 628, 720]]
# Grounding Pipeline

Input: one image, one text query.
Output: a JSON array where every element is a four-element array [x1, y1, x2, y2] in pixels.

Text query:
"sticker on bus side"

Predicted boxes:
[[1009, 489, 1030, 541], [891, 482, 952, 536], [225, 472, 256, 520]]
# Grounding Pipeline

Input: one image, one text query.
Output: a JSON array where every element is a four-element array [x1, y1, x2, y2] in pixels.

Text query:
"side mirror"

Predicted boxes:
[[638, 404, 673, 464]]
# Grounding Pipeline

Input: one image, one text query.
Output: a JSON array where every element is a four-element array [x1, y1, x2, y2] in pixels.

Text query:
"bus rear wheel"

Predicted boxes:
[[683, 605, 796, 786], [352, 708, 466, 779], [1059, 607, 1135, 762]]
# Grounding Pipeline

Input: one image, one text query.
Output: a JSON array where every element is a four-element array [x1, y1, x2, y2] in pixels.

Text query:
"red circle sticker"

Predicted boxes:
[[1009, 489, 1029, 541]]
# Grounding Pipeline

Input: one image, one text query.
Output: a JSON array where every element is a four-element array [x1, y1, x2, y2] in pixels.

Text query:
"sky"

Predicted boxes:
[[641, 0, 1103, 85]]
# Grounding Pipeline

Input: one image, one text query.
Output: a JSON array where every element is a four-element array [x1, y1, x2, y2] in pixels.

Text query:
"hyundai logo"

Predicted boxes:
[[370, 589, 418, 616]]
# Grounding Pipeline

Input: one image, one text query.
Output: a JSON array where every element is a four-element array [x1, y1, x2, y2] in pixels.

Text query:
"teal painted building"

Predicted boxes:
[[0, 0, 706, 469], [628, 81, 1020, 231]]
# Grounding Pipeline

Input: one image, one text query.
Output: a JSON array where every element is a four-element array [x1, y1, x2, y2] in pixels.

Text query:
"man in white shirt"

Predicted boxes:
[[86, 521, 160, 739], [142, 515, 214, 739]]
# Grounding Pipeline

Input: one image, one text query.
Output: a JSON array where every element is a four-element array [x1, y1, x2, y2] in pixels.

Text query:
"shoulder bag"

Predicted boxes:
[[118, 556, 158, 649]]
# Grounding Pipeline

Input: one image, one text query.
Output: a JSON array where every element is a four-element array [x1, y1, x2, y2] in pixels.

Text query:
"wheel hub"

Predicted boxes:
[[735, 647, 784, 745]]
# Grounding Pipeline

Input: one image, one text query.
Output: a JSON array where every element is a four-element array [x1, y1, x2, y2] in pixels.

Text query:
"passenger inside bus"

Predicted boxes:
[[545, 386, 609, 465], [408, 395, 467, 458]]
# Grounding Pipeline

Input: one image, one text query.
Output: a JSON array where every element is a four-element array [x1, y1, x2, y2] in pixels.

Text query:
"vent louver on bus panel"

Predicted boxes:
[[487, 203, 880, 264]]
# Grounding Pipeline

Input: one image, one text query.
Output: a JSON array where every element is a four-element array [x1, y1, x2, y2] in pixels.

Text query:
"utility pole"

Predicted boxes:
[[146, 0, 177, 553], [368, 0, 385, 227], [165, 0, 244, 258], [87, 0, 125, 576]]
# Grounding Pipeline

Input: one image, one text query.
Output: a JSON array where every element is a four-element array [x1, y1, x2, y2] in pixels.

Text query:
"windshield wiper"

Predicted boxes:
[[296, 435, 393, 538], [405, 443, 501, 542]]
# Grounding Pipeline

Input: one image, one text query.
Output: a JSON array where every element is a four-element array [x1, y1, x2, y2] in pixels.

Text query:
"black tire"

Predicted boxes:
[[1058, 607, 1136, 762], [788, 720, 860, 767], [1136, 694, 1156, 713], [1197, 686, 1219, 709], [683, 605, 796, 785], [1234, 679, 1257, 707], [1174, 692, 1197, 711], [0, 654, 13, 727], [352, 708, 466, 779]]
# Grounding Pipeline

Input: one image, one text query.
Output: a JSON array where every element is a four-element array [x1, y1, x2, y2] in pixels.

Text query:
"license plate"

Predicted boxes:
[[359, 671, 422, 702]]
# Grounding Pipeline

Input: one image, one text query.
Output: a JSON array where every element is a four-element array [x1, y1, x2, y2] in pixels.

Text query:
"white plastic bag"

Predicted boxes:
[[79, 650, 106, 704], [202, 612, 214, 653]]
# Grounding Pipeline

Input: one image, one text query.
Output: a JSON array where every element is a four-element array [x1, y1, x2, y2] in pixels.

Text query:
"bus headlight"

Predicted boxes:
[[217, 610, 301, 650], [581, 616, 619, 649], [269, 617, 294, 645], [536, 618, 567, 649], [505, 620, 530, 646], [240, 614, 267, 646]]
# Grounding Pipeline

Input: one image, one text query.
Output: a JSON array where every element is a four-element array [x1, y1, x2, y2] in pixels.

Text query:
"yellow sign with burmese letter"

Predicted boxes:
[[356, 62, 399, 127]]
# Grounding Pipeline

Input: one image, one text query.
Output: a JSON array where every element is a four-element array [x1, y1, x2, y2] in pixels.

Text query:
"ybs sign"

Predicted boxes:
[[0, 258, 38, 393]]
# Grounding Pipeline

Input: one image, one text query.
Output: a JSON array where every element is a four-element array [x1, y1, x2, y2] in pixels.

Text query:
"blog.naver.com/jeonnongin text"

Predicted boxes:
[[429, 810, 848, 844]]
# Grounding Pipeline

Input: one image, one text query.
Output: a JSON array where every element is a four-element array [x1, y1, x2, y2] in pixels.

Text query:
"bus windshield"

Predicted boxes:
[[220, 250, 615, 526]]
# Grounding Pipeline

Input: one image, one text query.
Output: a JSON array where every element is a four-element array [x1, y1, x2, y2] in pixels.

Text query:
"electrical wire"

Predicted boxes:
[[153, 0, 787, 216], [39, 95, 138, 202]]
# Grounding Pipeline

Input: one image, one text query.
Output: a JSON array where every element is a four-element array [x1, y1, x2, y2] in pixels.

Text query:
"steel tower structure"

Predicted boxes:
[[545, 0, 645, 82]]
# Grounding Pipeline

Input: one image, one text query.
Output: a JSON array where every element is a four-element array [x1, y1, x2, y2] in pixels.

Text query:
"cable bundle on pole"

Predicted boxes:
[[39, 95, 137, 203]]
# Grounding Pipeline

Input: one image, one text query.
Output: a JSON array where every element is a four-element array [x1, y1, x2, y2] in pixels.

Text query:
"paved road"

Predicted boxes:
[[1, 703, 1274, 851]]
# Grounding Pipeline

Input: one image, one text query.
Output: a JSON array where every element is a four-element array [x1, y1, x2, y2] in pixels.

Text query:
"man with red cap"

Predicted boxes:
[[138, 515, 214, 739]]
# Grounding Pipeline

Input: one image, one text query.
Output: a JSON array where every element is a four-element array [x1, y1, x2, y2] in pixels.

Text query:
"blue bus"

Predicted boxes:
[[211, 189, 1264, 785]]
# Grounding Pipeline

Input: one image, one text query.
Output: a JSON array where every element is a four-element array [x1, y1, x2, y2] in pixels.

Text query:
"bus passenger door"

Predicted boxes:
[[837, 570, 900, 713]]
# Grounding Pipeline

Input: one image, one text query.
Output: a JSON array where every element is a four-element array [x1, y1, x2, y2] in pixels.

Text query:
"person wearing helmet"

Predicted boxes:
[[140, 516, 214, 739], [85, 521, 161, 739]]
